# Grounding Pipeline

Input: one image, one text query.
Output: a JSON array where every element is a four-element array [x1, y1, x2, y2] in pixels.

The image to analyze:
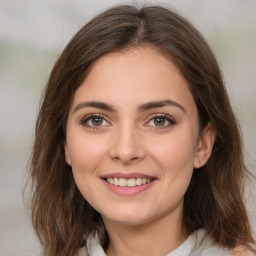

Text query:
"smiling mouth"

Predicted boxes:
[[105, 177, 152, 187]]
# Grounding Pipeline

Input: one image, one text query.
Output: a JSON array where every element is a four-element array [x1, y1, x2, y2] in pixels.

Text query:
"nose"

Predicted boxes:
[[109, 125, 146, 164]]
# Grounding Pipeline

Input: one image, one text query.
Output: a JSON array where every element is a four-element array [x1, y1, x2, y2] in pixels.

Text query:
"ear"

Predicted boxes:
[[64, 141, 72, 166], [194, 122, 216, 169]]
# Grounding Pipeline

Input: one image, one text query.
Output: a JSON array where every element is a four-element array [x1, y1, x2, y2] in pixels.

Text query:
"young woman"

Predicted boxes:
[[29, 5, 255, 256]]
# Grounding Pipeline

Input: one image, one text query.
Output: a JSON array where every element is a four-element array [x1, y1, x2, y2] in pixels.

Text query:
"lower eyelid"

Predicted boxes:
[[79, 114, 176, 128], [80, 114, 107, 126], [147, 115, 176, 125]]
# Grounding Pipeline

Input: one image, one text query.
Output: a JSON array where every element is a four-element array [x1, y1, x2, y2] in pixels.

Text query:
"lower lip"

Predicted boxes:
[[102, 179, 156, 195]]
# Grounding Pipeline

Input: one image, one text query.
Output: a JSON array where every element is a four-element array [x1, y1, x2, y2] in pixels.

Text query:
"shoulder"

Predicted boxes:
[[193, 230, 255, 256], [233, 246, 255, 256], [191, 229, 233, 256]]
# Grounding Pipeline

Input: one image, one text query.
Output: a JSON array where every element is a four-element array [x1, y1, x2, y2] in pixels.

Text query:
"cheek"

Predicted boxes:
[[149, 132, 196, 206], [148, 130, 197, 173], [68, 134, 107, 172], [68, 135, 108, 205]]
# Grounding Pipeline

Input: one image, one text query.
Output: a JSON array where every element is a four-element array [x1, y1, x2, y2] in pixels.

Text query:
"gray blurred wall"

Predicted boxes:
[[0, 0, 255, 255]]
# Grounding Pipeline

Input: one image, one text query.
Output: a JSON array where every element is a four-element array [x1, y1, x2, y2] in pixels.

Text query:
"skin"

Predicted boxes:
[[64, 47, 215, 256]]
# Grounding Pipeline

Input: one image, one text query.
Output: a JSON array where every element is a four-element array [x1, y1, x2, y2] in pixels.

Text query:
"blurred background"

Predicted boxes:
[[0, 0, 255, 255]]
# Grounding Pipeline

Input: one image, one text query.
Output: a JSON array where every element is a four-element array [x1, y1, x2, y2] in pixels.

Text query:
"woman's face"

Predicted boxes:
[[65, 47, 214, 227]]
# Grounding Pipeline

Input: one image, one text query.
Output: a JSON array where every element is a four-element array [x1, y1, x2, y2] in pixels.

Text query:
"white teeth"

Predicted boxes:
[[127, 178, 136, 187], [136, 178, 142, 186], [119, 178, 127, 187], [113, 177, 119, 186], [106, 177, 152, 187]]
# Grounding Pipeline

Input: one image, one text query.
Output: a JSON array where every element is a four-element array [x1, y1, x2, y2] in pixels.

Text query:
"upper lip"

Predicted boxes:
[[100, 172, 157, 180]]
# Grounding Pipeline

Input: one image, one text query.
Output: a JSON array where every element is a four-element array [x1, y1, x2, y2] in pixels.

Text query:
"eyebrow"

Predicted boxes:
[[73, 101, 116, 113], [73, 99, 186, 114], [138, 99, 186, 113]]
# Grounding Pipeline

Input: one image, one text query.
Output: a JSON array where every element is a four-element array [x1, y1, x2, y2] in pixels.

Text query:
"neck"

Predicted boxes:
[[103, 210, 187, 256]]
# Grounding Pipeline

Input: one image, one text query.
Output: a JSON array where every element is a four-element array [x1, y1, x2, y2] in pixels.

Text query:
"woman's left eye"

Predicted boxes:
[[146, 115, 176, 128]]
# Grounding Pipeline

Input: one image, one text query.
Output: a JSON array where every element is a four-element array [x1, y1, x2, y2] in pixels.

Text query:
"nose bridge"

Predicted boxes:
[[110, 121, 144, 163]]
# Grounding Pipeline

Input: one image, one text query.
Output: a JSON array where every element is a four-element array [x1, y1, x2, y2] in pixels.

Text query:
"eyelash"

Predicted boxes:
[[79, 114, 176, 130], [145, 114, 176, 130], [80, 114, 110, 130]]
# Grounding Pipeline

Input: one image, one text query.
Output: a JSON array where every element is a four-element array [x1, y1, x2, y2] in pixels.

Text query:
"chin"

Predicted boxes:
[[107, 216, 149, 226], [101, 208, 156, 227]]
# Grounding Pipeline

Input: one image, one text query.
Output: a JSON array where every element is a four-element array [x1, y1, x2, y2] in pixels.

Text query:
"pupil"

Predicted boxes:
[[154, 117, 165, 126], [92, 117, 103, 126]]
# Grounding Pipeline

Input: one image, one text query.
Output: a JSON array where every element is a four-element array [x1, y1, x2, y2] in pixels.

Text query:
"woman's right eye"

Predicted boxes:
[[80, 115, 110, 129]]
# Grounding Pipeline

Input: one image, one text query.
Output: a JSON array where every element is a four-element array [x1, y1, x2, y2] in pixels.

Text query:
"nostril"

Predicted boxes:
[[131, 156, 139, 161], [112, 155, 142, 164], [109, 138, 146, 163]]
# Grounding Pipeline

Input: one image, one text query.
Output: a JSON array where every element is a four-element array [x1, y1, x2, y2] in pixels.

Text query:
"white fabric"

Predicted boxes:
[[79, 229, 234, 256]]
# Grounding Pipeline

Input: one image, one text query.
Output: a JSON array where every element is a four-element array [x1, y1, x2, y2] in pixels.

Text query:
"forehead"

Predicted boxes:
[[72, 47, 195, 112]]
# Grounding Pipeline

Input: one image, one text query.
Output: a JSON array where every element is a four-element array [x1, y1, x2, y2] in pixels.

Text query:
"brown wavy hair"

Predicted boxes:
[[29, 5, 255, 256]]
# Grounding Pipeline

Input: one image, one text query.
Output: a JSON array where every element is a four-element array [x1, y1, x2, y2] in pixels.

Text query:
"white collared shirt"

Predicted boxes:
[[79, 229, 233, 256]]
